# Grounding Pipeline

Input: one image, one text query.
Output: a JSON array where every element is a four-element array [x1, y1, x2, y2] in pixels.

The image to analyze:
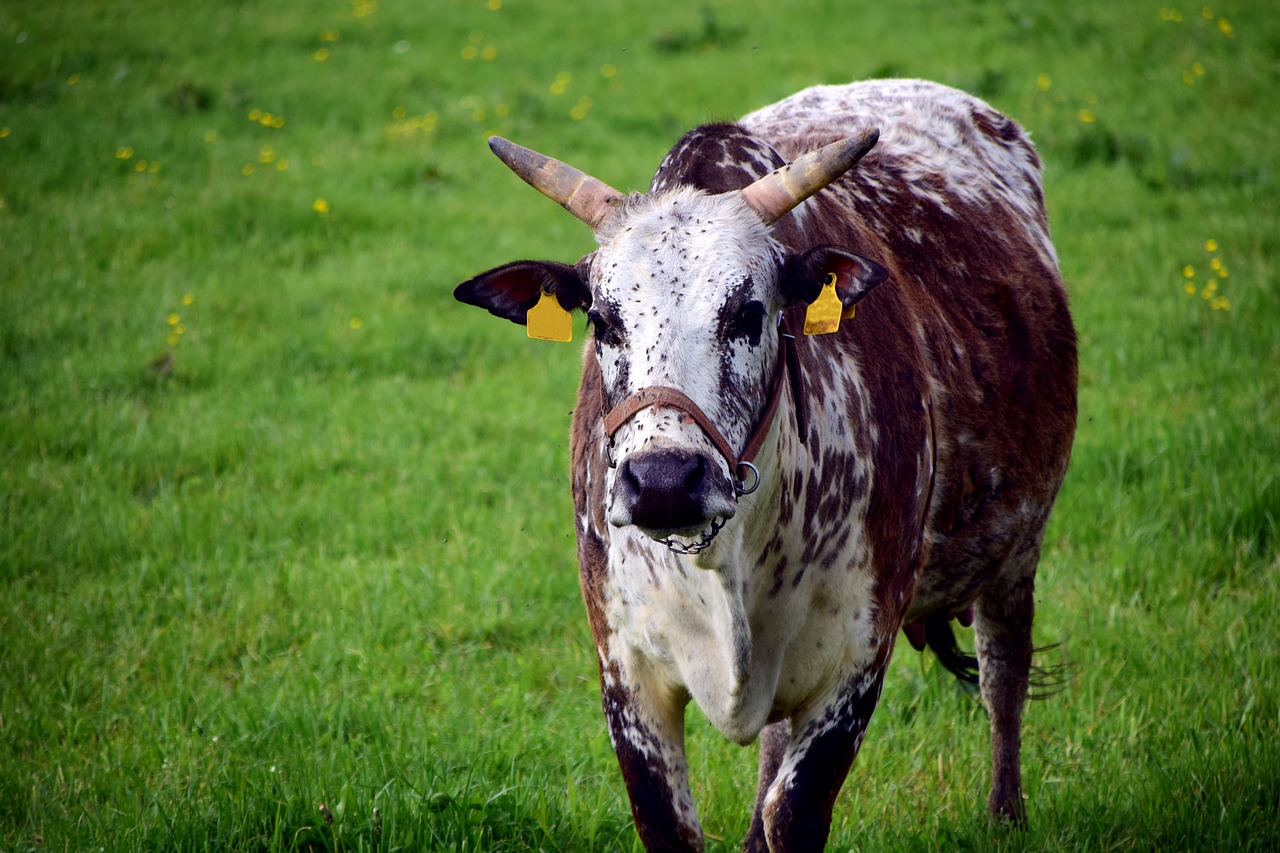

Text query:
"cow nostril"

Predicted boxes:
[[614, 449, 721, 533], [619, 459, 641, 495], [683, 456, 706, 496]]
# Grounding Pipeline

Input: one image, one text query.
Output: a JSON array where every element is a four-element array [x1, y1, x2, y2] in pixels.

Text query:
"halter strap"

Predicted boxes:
[[603, 385, 741, 468], [600, 320, 807, 481]]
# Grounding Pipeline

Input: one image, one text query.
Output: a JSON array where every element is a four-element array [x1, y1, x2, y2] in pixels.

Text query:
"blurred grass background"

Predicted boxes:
[[2, 0, 1277, 850]]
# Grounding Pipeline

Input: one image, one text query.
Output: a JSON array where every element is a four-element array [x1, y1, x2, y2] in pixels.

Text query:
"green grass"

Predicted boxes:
[[2, 0, 1278, 850]]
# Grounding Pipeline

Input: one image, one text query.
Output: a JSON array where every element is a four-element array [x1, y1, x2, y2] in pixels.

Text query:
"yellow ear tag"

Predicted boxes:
[[803, 273, 843, 336], [526, 290, 572, 342]]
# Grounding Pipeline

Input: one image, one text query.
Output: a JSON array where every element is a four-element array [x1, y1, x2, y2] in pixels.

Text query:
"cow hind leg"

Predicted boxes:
[[972, 544, 1040, 825], [745, 720, 790, 853]]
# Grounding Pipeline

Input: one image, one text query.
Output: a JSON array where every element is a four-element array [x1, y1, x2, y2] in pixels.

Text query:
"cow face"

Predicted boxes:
[[455, 135, 887, 548], [587, 188, 779, 540]]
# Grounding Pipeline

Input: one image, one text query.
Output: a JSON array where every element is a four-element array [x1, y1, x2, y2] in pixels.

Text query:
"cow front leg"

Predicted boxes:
[[756, 667, 888, 852], [973, 550, 1037, 824], [600, 660, 703, 852]]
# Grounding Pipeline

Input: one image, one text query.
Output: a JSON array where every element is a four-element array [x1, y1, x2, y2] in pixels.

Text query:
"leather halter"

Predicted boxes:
[[600, 318, 809, 493]]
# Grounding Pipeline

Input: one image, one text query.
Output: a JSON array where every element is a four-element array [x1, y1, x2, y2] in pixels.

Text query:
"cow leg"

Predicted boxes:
[[973, 545, 1039, 824], [745, 720, 790, 853], [600, 665, 703, 852], [756, 667, 888, 852]]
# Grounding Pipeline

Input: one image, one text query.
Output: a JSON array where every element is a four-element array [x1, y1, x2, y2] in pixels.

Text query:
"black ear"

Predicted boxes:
[[781, 245, 889, 309], [454, 260, 592, 325]]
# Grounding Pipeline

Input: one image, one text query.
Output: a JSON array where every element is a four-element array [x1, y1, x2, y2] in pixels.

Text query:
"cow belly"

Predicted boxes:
[[906, 483, 1058, 623]]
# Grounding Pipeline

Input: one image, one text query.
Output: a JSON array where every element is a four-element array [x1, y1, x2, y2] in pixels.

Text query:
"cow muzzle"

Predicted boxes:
[[610, 445, 738, 543], [602, 385, 764, 554]]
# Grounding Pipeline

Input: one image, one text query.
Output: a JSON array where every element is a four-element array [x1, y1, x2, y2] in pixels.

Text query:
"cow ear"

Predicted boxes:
[[454, 260, 592, 325], [781, 245, 889, 310]]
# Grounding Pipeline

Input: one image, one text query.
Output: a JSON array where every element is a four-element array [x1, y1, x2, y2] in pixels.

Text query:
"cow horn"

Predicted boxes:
[[488, 136, 624, 230], [740, 128, 880, 224]]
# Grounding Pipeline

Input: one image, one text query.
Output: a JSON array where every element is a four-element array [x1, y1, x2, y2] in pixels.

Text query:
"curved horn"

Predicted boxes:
[[488, 136, 624, 230], [739, 128, 880, 225]]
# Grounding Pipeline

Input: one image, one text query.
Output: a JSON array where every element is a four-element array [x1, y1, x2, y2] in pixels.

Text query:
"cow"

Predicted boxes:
[[454, 78, 1077, 852]]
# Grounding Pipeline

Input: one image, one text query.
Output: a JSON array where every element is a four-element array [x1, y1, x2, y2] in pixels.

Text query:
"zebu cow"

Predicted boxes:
[[455, 79, 1077, 851]]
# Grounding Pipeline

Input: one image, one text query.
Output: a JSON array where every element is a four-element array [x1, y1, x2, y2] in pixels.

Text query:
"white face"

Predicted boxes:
[[586, 187, 785, 541]]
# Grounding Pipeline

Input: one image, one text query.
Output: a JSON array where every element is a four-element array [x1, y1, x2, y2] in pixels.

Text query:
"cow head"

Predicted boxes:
[[456, 132, 888, 550]]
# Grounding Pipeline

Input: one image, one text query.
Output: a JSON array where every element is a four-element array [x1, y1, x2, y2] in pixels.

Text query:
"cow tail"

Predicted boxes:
[[1028, 643, 1071, 700], [924, 617, 1071, 699], [923, 615, 980, 685]]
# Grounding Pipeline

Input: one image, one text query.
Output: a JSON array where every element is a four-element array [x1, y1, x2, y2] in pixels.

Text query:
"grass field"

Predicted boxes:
[[2, 0, 1277, 850]]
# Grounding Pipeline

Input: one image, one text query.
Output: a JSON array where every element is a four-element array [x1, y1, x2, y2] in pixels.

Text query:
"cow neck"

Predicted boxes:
[[600, 316, 809, 482]]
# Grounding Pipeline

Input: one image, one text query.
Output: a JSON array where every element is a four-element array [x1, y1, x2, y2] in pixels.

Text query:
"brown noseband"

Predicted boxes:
[[600, 320, 808, 496]]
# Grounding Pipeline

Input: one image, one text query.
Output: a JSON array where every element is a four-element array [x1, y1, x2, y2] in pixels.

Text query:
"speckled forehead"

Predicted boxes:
[[590, 187, 775, 302]]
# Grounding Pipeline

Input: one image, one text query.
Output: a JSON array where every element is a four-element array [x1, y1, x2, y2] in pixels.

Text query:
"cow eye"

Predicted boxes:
[[587, 309, 612, 343], [732, 300, 766, 343]]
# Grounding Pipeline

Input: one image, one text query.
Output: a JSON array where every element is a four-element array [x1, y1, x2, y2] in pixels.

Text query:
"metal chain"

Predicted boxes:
[[658, 516, 726, 555]]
